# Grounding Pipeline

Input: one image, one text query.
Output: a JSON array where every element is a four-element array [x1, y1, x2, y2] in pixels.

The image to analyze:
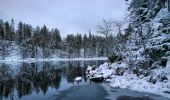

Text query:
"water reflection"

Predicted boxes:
[[0, 60, 105, 100]]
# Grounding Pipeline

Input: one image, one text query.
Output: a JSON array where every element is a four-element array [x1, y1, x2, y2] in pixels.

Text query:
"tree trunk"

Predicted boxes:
[[168, 0, 170, 12]]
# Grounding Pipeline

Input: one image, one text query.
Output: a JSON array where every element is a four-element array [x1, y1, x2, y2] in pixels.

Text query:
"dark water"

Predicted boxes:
[[0, 61, 105, 100]]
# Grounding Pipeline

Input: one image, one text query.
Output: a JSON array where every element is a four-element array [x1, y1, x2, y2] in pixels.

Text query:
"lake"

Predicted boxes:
[[0, 60, 106, 100], [0, 60, 169, 100]]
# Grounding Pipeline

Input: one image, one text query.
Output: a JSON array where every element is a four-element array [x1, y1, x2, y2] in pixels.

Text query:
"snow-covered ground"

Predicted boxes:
[[0, 57, 107, 63], [86, 61, 170, 99]]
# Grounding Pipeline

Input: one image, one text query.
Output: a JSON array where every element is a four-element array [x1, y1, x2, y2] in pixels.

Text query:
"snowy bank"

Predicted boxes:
[[86, 62, 170, 99], [0, 57, 107, 63]]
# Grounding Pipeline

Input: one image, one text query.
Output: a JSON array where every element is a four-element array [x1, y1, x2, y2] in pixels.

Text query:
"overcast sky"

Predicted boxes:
[[0, 0, 127, 37]]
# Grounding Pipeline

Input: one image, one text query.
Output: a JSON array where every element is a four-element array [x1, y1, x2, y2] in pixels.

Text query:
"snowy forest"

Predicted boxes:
[[0, 19, 121, 60], [1, 0, 169, 62], [0, 0, 170, 99]]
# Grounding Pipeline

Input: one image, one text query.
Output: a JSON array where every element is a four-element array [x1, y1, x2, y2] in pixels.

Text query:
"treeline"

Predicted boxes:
[[0, 19, 62, 49], [62, 32, 115, 58], [0, 19, 62, 58], [0, 19, 119, 58]]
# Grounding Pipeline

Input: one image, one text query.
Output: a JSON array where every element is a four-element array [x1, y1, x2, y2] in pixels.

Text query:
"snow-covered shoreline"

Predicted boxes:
[[86, 62, 170, 99], [0, 57, 107, 63]]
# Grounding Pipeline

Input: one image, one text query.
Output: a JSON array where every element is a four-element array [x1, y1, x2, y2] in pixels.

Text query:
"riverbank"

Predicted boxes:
[[86, 62, 170, 99], [0, 57, 107, 63]]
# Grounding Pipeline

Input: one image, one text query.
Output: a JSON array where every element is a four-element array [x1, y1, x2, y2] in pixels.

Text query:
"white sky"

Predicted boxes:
[[0, 0, 128, 37]]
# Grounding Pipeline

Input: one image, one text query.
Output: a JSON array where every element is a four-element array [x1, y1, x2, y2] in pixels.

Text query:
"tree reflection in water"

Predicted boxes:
[[0, 61, 105, 100]]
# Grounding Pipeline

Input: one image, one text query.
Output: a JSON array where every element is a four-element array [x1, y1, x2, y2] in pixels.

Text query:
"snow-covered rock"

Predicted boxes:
[[74, 77, 82, 81]]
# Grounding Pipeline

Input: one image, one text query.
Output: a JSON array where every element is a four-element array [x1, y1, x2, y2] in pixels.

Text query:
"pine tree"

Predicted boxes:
[[40, 25, 49, 58], [17, 22, 23, 43], [23, 24, 32, 41], [4, 21, 11, 41], [10, 19, 15, 41], [83, 34, 88, 57], [53, 28, 62, 49], [33, 26, 41, 46], [0, 20, 4, 39], [32, 26, 41, 57], [40, 25, 48, 48], [75, 34, 82, 57], [168, 0, 170, 12]]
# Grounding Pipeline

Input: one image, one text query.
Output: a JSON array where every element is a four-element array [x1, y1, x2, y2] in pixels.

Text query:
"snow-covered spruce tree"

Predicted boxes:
[[9, 19, 15, 41], [16, 22, 24, 44], [124, 0, 170, 80], [40, 25, 51, 58], [0, 20, 4, 40]]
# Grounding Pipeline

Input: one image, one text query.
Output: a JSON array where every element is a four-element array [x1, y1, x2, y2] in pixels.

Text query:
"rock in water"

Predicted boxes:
[[90, 77, 104, 83]]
